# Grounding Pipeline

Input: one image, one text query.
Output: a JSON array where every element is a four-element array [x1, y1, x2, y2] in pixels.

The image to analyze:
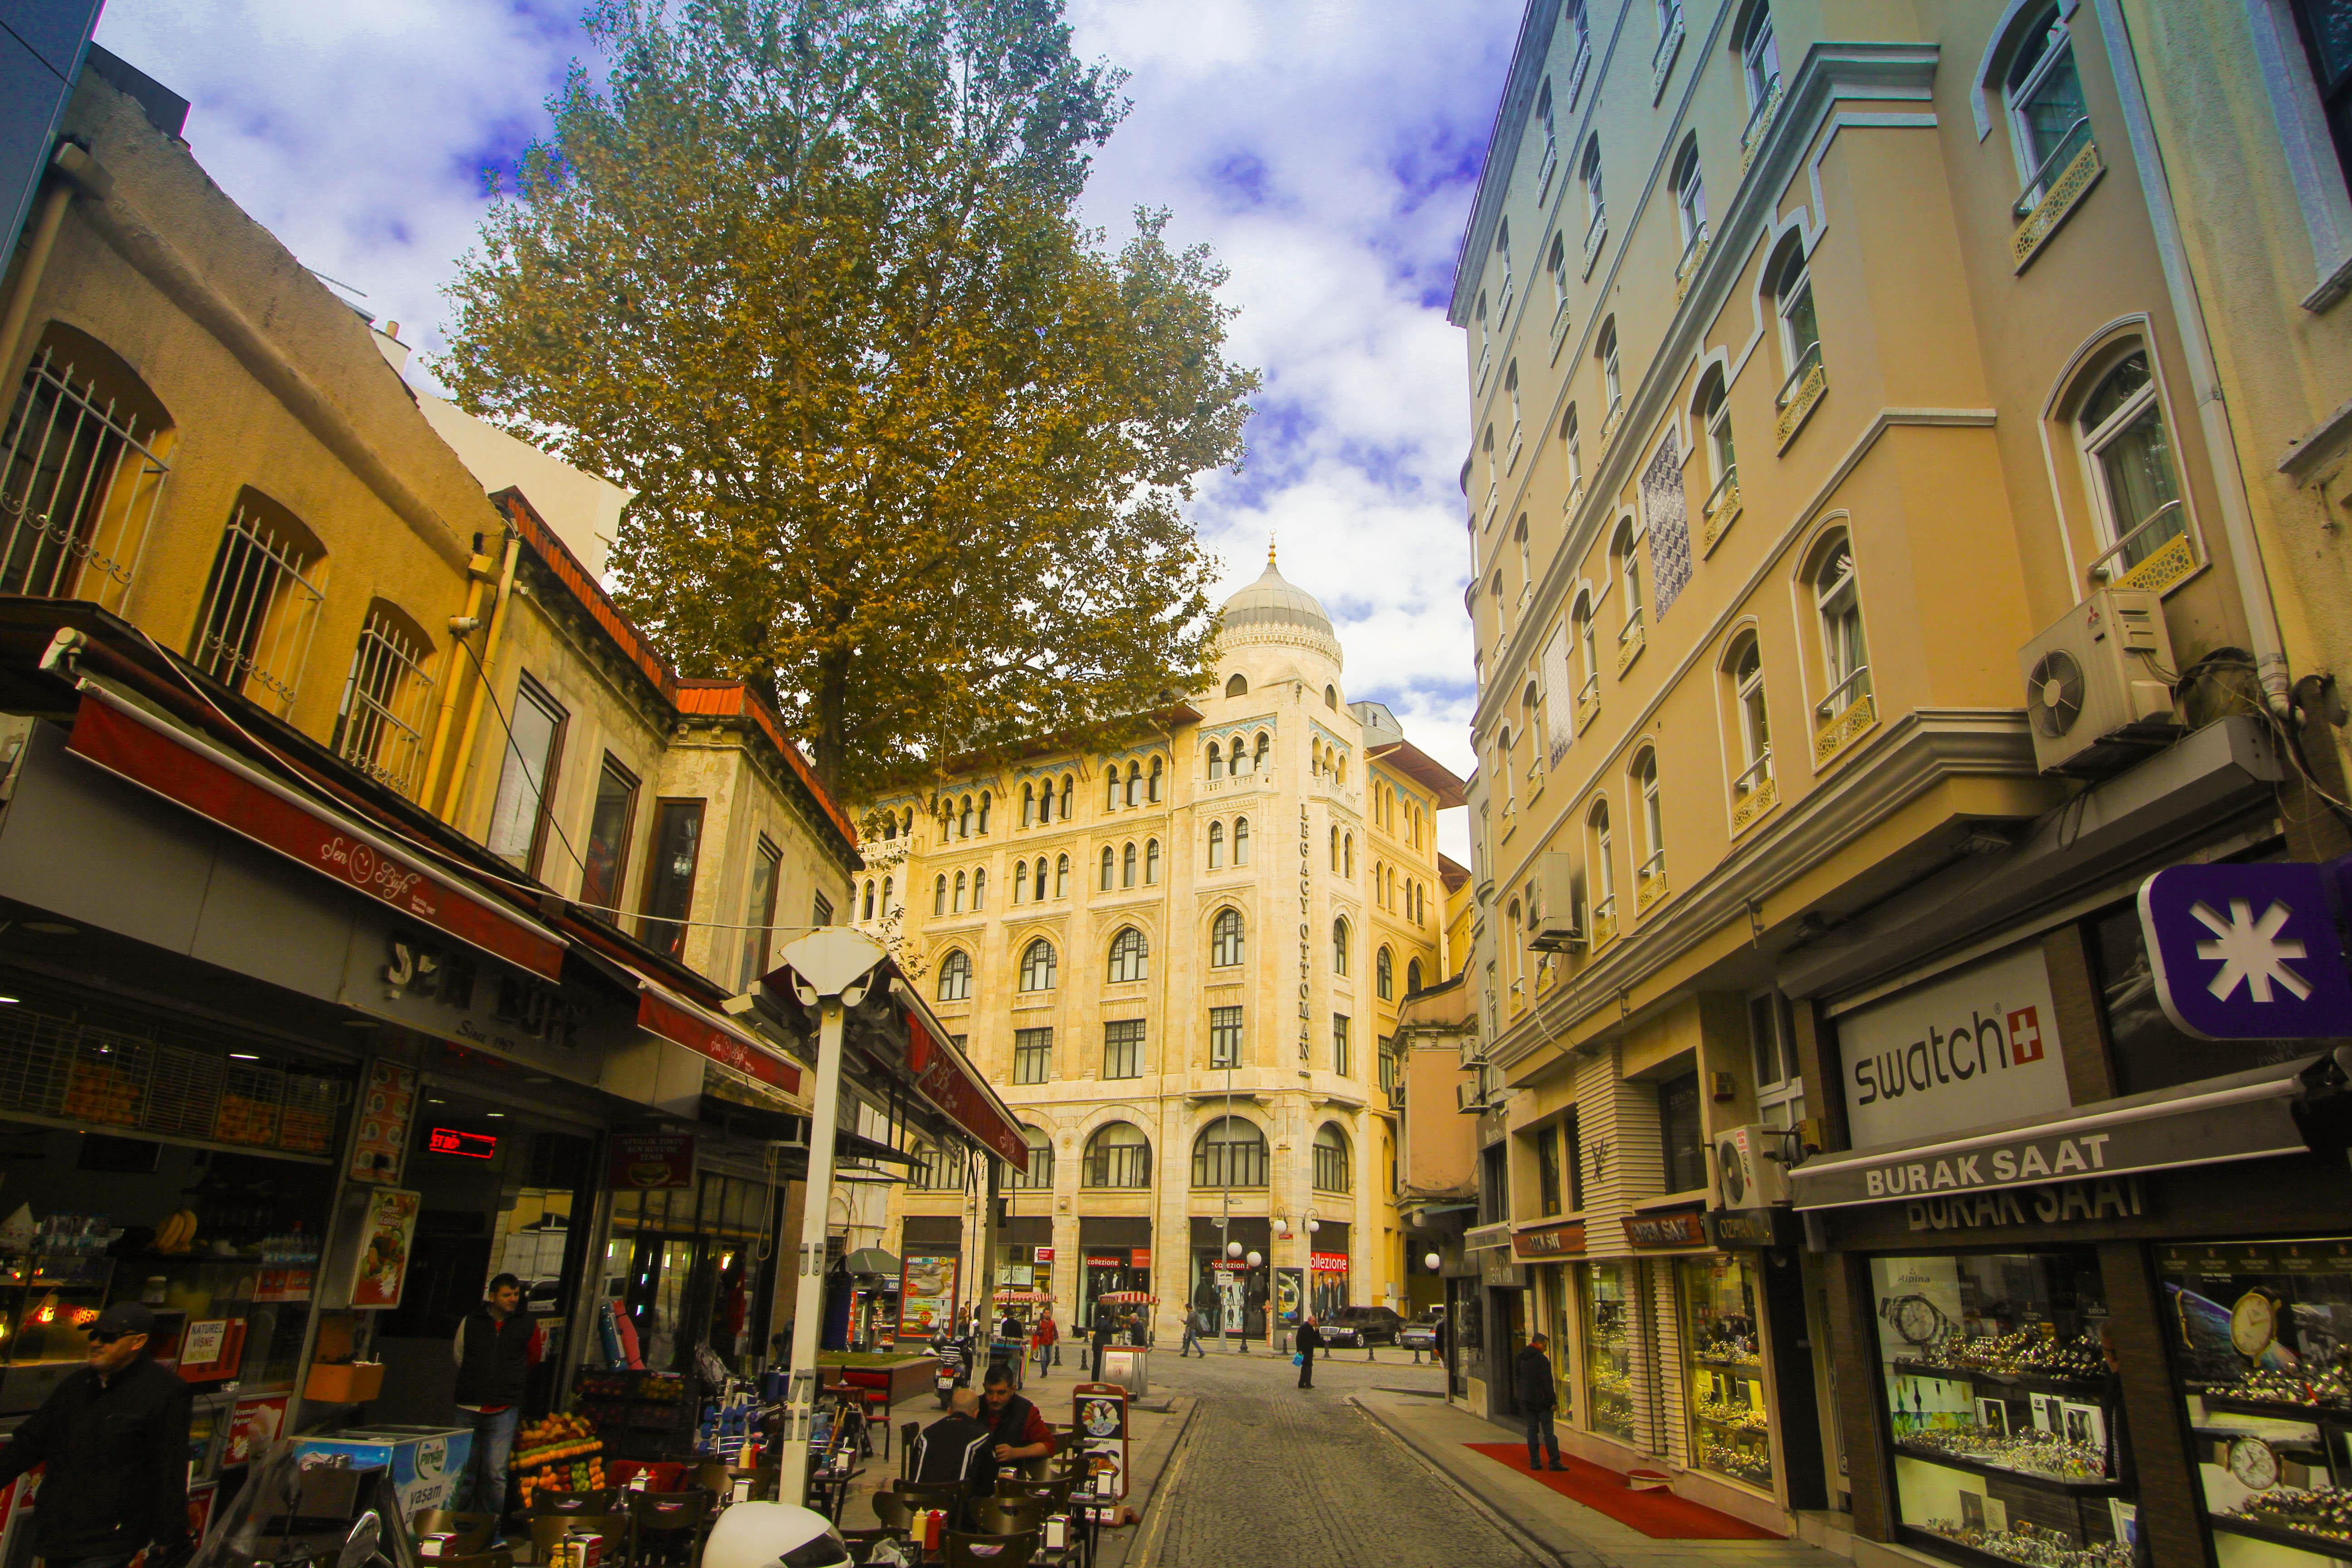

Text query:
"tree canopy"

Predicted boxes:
[[438, 0, 1258, 799]]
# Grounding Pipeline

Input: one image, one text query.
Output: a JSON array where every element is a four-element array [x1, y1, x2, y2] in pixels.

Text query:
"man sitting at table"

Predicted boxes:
[[910, 1387, 995, 1495], [980, 1363, 1054, 1482]]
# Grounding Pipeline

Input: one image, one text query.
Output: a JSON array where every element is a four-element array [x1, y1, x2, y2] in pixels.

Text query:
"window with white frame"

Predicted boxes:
[[1588, 800, 1616, 926], [937, 949, 973, 1002], [1729, 635, 1772, 797], [1748, 990, 1805, 1129], [1600, 319, 1623, 420], [1548, 233, 1570, 331], [1561, 404, 1582, 495], [1581, 137, 1605, 240], [1574, 590, 1599, 699], [1813, 535, 1871, 720], [1671, 138, 1707, 261], [1774, 247, 1820, 393], [2005, 8, 2090, 215], [1612, 518, 1644, 645], [2077, 349, 2187, 579], [1700, 372, 1735, 495], [1634, 750, 1665, 885]]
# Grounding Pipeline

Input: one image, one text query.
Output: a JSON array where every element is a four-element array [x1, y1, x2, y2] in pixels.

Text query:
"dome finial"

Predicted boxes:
[[1267, 534, 1278, 568]]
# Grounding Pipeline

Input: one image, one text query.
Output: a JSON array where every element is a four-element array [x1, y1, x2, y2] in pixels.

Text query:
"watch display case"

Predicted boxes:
[[1870, 1250, 2133, 1568], [1583, 1262, 1636, 1445], [1681, 1255, 1774, 1490], [2158, 1238, 2352, 1567]]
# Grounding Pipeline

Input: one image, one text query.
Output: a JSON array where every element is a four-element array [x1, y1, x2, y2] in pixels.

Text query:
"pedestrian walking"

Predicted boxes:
[[1295, 1314, 1322, 1390], [451, 1272, 544, 1523], [1516, 1333, 1564, 1471], [1031, 1310, 1058, 1380], [0, 1303, 192, 1568], [1089, 1308, 1116, 1376], [1179, 1305, 1205, 1357]]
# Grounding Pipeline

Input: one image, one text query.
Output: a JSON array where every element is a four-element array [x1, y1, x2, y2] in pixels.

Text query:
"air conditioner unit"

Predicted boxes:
[[1458, 1035, 1487, 1070], [2018, 588, 2178, 775], [1456, 1080, 1487, 1114], [1710, 1123, 1793, 1208], [1527, 853, 1585, 953]]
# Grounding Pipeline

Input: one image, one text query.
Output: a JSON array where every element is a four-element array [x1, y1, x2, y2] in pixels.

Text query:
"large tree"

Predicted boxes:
[[438, 0, 1258, 799]]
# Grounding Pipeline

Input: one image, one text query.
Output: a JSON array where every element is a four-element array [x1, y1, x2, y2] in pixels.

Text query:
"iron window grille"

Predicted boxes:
[[0, 343, 167, 611], [331, 606, 436, 798], [191, 501, 325, 714]]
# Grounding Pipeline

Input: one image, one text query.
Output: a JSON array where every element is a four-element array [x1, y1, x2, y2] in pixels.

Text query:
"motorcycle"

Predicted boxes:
[[933, 1333, 970, 1407]]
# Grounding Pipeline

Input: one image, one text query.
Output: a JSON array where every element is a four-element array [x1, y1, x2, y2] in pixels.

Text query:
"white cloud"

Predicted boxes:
[[96, 0, 1514, 856]]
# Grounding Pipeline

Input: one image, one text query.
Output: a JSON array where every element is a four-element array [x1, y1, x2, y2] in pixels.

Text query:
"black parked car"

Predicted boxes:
[[1315, 1305, 1404, 1348]]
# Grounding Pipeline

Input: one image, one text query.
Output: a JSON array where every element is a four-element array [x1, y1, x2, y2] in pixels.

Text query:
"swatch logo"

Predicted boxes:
[[1854, 1004, 2045, 1106]]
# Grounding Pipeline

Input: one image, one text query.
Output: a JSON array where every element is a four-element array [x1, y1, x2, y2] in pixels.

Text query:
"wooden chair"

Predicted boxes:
[[942, 1529, 1039, 1568], [527, 1515, 627, 1567], [972, 1496, 1048, 1536], [410, 1511, 498, 1555], [529, 1492, 617, 1518], [690, 1460, 735, 1494], [869, 1492, 917, 1537], [1000, 1477, 1075, 1509], [625, 1491, 715, 1568], [892, 1478, 972, 1533]]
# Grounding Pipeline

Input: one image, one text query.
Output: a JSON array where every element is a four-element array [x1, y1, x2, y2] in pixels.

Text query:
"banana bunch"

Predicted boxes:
[[154, 1210, 199, 1254]]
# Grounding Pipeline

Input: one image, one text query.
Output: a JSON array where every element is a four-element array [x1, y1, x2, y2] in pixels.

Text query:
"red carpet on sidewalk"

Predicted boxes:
[[1464, 1444, 1780, 1539]]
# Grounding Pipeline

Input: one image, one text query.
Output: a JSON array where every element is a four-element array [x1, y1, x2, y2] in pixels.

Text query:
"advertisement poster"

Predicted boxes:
[[348, 1059, 419, 1185], [607, 1130, 695, 1190], [1838, 944, 2068, 1151], [896, 1252, 959, 1337], [223, 1396, 288, 1466], [352, 1188, 421, 1309], [1274, 1267, 1304, 1326]]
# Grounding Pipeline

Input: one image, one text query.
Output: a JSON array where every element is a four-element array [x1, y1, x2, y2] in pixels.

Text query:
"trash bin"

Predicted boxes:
[[1098, 1347, 1148, 1399]]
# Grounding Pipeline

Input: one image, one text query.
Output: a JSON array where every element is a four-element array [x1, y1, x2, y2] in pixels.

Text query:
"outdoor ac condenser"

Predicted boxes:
[[1710, 1123, 1792, 1209], [1526, 852, 1585, 953], [2017, 588, 2177, 775]]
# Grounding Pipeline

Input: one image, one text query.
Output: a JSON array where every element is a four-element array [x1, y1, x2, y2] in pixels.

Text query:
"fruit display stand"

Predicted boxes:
[[514, 1414, 607, 1506], [574, 1370, 697, 1460]]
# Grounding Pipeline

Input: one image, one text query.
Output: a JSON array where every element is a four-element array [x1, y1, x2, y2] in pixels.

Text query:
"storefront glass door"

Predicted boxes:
[[1583, 1262, 1636, 1443]]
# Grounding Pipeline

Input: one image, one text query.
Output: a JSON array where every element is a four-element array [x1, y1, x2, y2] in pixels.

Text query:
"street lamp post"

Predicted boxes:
[[773, 927, 886, 1506]]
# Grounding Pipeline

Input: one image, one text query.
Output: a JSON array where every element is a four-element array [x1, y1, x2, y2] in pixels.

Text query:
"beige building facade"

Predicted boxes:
[[1453, 0, 2351, 1558], [857, 558, 1464, 1345]]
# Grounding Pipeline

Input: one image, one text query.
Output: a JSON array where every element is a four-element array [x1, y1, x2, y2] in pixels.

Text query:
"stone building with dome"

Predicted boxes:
[[851, 553, 1466, 1345]]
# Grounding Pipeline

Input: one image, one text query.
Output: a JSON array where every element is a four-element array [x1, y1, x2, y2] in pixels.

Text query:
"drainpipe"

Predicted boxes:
[[0, 145, 112, 392], [420, 561, 490, 814], [436, 531, 522, 824], [2094, 0, 2295, 718]]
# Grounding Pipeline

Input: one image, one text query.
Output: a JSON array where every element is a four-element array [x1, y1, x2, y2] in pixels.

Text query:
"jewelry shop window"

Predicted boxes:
[[2159, 1237, 2352, 1565], [1683, 1255, 1773, 1489], [1870, 1250, 2132, 1568], [1583, 1261, 1637, 1444]]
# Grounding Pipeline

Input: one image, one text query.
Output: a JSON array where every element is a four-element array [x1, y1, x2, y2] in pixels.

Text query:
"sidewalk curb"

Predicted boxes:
[[1098, 1393, 1201, 1568], [1350, 1395, 1614, 1568]]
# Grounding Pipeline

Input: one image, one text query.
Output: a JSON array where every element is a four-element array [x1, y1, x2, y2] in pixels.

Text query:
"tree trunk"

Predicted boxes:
[[813, 645, 851, 797]]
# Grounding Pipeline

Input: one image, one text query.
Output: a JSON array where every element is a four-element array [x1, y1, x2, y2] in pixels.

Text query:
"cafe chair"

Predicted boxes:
[[411, 1511, 498, 1555], [972, 1497, 1047, 1536], [892, 1478, 972, 1532], [942, 1529, 1039, 1568], [869, 1493, 918, 1537], [625, 1491, 716, 1568], [527, 1514, 627, 1567], [898, 1425, 922, 1482], [530, 1492, 617, 1518]]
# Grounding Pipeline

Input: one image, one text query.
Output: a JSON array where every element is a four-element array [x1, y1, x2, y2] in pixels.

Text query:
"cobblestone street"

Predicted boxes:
[[1127, 1347, 1542, 1568]]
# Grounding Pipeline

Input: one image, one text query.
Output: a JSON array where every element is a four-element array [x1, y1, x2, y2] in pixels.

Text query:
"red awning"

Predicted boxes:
[[630, 967, 804, 1098], [905, 1008, 1026, 1171], [64, 684, 567, 978]]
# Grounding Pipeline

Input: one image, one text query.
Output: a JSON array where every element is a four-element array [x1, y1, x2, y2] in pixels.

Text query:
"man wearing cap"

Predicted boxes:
[[0, 1302, 192, 1568]]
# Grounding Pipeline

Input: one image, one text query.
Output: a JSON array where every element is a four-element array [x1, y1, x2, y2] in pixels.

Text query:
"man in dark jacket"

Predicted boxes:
[[1295, 1315, 1322, 1389], [980, 1365, 1054, 1482], [0, 1302, 191, 1568], [1516, 1333, 1563, 1471], [451, 1274, 542, 1519], [1089, 1310, 1117, 1375], [911, 1388, 994, 1523]]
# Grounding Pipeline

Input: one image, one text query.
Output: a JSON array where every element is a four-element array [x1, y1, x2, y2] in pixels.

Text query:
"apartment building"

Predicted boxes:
[[1452, 1, 2351, 1559]]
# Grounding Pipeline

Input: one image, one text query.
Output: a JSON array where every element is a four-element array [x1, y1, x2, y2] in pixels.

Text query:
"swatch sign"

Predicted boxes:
[[1838, 944, 2071, 1151]]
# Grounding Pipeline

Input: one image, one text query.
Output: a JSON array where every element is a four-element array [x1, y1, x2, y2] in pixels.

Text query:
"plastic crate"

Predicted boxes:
[[278, 1074, 342, 1154], [63, 1032, 152, 1128], [215, 1063, 284, 1146]]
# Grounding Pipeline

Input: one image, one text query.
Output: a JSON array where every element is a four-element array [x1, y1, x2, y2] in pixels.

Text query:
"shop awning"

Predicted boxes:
[[897, 985, 1026, 1172], [627, 964, 804, 1098], [843, 1247, 900, 1277], [63, 683, 567, 978], [1789, 1063, 2314, 1210]]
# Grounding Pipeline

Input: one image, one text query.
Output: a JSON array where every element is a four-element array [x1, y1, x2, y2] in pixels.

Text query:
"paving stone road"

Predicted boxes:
[[1130, 1345, 1543, 1568]]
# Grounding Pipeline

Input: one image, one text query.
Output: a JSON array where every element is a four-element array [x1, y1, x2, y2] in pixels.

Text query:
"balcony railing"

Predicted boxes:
[[1505, 422, 1524, 475], [1484, 480, 1499, 529], [1537, 135, 1559, 203], [1702, 466, 1740, 553], [1674, 223, 1712, 302], [1565, 34, 1592, 112], [1813, 665, 1877, 764], [1732, 771, 1779, 833], [1598, 395, 1625, 453], [1774, 341, 1826, 446], [1636, 850, 1668, 912], [1616, 608, 1646, 673], [1550, 293, 1572, 347], [1734, 748, 1773, 797], [1590, 894, 1617, 949], [1651, 5, 1685, 100], [1741, 79, 1784, 173], [2087, 498, 2195, 595], [1561, 476, 1584, 519], [2011, 119, 2104, 270], [1576, 671, 1601, 732], [1475, 344, 1492, 395], [1583, 204, 1608, 275], [1497, 273, 1515, 324]]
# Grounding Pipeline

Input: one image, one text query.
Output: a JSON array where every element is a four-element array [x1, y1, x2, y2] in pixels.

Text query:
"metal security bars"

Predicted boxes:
[[332, 607, 435, 797], [191, 502, 324, 713], [0, 345, 167, 611]]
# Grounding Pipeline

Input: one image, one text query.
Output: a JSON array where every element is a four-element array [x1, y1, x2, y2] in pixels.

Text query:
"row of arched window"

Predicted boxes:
[[931, 866, 990, 916], [934, 917, 1428, 1005], [1205, 817, 1251, 869], [1375, 862, 1428, 926], [1010, 854, 1071, 903], [1205, 733, 1271, 779], [1100, 840, 1161, 890], [1374, 782, 1426, 848], [1003, 1117, 1353, 1193], [859, 875, 894, 921], [1310, 740, 1348, 784], [1105, 757, 1164, 809], [1021, 775, 1075, 825]]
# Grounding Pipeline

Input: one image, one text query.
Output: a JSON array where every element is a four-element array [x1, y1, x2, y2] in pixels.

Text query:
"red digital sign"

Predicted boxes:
[[427, 1126, 497, 1160]]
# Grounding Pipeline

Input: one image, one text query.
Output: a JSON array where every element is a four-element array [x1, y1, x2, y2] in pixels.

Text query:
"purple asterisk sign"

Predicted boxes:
[[2138, 862, 2352, 1039]]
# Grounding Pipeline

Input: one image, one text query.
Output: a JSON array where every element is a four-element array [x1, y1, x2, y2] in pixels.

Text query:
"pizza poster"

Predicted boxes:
[[223, 1396, 288, 1466], [349, 1059, 419, 1185], [897, 1252, 959, 1337], [351, 1188, 420, 1309]]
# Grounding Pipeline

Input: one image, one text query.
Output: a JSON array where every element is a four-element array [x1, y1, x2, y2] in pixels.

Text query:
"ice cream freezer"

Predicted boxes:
[[291, 1426, 473, 1526]]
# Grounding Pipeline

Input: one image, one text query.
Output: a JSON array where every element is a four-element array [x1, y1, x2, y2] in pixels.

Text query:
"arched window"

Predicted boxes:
[[1100, 846, 1115, 891], [1008, 1126, 1054, 1191], [953, 870, 967, 913], [1148, 757, 1163, 802], [1329, 825, 1340, 871], [1612, 518, 1644, 646], [971, 866, 986, 910], [334, 600, 437, 796], [1059, 775, 1073, 818], [1107, 926, 1148, 984], [1226, 672, 1248, 698], [1254, 732, 1270, 771], [1671, 137, 1707, 264], [1032, 859, 1048, 901], [1573, 588, 1599, 699], [1211, 908, 1245, 967], [1010, 862, 1025, 905], [1634, 750, 1665, 889], [192, 490, 327, 715], [1812, 534, 1871, 719], [1580, 134, 1605, 237], [1599, 317, 1622, 421], [1313, 1123, 1353, 1194], [1208, 741, 1223, 781], [1561, 403, 1583, 495], [936, 949, 972, 1002], [2, 324, 175, 615], [1083, 1122, 1150, 1188], [1125, 762, 1142, 807], [1208, 820, 1225, 868], [1729, 634, 1773, 798], [1343, 833, 1353, 878], [1589, 799, 1617, 927], [978, 791, 991, 833], [1333, 917, 1350, 976], [1482, 423, 1498, 490], [2006, 7, 2087, 215], [1772, 240, 1820, 397], [1022, 783, 1036, 826], [933, 874, 947, 916], [1054, 853, 1070, 898], [959, 795, 974, 838], [1406, 957, 1424, 994], [1145, 839, 1161, 885], [1325, 683, 1338, 710], [2078, 349, 2186, 581], [1234, 817, 1250, 864], [1191, 1117, 1268, 1189], [1741, 3, 1782, 113], [1106, 769, 1120, 810], [1019, 938, 1058, 992], [1699, 368, 1735, 503], [881, 875, 892, 915], [1547, 232, 1570, 330], [1377, 946, 1394, 1001], [1122, 841, 1137, 888]]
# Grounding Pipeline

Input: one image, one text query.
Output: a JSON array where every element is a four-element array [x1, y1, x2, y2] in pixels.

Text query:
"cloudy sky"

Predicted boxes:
[[93, 0, 1515, 849]]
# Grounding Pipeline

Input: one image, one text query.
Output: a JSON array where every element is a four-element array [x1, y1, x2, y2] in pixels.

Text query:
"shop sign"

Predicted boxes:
[[1621, 1211, 1708, 1247], [1793, 1072, 2304, 1209], [348, 1187, 419, 1309], [1034, 1247, 1054, 1262], [1131, 1249, 1152, 1269], [608, 1130, 695, 1189], [223, 1396, 288, 1466], [2139, 862, 2352, 1039], [1900, 1175, 2148, 1233], [1511, 1221, 1586, 1259], [1084, 1256, 1126, 1269], [2159, 1238, 2352, 1278], [1479, 1247, 1522, 1286], [1309, 1251, 1349, 1273], [348, 1058, 419, 1186], [343, 916, 597, 1078], [1704, 1209, 1798, 1249], [905, 1014, 1026, 1169], [1838, 945, 2071, 1151], [427, 1126, 497, 1160]]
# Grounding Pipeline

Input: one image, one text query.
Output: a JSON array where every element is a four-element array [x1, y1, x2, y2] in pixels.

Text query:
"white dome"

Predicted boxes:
[[1218, 546, 1340, 664]]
